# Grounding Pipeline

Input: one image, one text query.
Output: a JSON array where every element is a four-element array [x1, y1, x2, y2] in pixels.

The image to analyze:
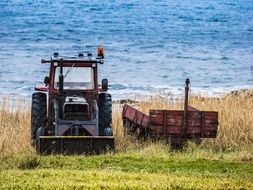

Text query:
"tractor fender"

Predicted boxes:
[[35, 85, 48, 92]]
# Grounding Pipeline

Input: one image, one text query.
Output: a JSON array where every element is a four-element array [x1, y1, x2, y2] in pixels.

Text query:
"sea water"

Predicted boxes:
[[0, 0, 252, 100]]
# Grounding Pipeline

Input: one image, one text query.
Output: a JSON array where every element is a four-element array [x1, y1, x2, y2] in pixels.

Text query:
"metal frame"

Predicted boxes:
[[34, 53, 114, 154], [39, 136, 114, 154], [38, 57, 104, 132], [122, 79, 219, 146], [54, 100, 99, 136]]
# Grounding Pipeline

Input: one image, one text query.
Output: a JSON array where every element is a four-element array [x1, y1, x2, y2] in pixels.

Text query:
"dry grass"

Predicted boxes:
[[0, 98, 34, 156], [0, 89, 253, 157], [191, 90, 253, 150]]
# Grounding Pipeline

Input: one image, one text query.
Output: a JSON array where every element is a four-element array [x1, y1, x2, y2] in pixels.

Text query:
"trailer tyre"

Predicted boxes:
[[31, 92, 47, 145], [99, 93, 112, 136]]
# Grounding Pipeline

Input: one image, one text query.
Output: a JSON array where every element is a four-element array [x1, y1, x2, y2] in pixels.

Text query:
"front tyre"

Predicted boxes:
[[35, 127, 45, 152], [98, 93, 112, 136], [31, 92, 47, 145]]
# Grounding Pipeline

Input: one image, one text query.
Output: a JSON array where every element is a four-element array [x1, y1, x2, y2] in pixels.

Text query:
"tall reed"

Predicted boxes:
[[0, 98, 34, 156], [0, 89, 252, 156]]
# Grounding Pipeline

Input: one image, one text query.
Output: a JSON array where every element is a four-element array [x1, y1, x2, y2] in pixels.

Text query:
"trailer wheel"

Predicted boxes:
[[31, 92, 47, 145], [99, 93, 112, 136]]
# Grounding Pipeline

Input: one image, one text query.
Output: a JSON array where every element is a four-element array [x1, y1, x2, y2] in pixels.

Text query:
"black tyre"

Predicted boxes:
[[98, 93, 112, 136], [35, 127, 45, 151], [31, 92, 47, 144]]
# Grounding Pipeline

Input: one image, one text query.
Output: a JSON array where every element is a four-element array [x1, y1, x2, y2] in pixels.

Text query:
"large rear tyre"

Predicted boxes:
[[31, 92, 47, 145], [98, 93, 112, 136]]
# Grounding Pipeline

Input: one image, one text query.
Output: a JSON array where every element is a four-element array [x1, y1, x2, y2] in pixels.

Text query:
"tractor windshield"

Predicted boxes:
[[54, 67, 94, 90]]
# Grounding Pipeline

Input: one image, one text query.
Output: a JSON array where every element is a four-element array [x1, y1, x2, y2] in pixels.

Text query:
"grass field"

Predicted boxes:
[[1, 145, 253, 189], [0, 90, 253, 189]]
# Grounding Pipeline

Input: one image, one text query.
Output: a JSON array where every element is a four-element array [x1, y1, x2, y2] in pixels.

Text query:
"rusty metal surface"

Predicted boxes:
[[122, 104, 149, 128], [122, 104, 218, 143], [149, 110, 218, 138]]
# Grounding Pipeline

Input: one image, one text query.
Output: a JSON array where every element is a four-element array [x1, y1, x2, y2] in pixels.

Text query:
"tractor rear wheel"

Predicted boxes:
[[31, 92, 47, 145], [99, 93, 112, 136]]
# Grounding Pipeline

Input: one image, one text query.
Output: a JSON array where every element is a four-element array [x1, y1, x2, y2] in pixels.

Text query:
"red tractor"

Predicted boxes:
[[31, 47, 114, 154]]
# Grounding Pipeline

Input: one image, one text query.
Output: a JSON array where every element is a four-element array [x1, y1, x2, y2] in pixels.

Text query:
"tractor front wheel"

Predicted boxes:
[[99, 93, 112, 136], [31, 92, 47, 145], [35, 127, 46, 151]]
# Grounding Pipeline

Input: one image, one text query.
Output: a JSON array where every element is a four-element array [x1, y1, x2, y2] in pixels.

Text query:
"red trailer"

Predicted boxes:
[[122, 79, 218, 145]]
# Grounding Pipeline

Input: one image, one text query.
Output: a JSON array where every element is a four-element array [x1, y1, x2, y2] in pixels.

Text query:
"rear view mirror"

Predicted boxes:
[[102, 79, 108, 90], [44, 76, 50, 85]]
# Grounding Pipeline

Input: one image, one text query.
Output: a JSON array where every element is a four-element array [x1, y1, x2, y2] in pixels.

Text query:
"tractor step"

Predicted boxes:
[[38, 136, 115, 154]]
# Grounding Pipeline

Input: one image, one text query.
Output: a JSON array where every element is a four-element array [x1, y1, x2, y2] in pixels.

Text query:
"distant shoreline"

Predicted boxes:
[[0, 88, 252, 108]]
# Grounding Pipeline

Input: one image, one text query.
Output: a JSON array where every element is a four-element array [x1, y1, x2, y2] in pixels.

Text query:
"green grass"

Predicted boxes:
[[1, 144, 253, 189]]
